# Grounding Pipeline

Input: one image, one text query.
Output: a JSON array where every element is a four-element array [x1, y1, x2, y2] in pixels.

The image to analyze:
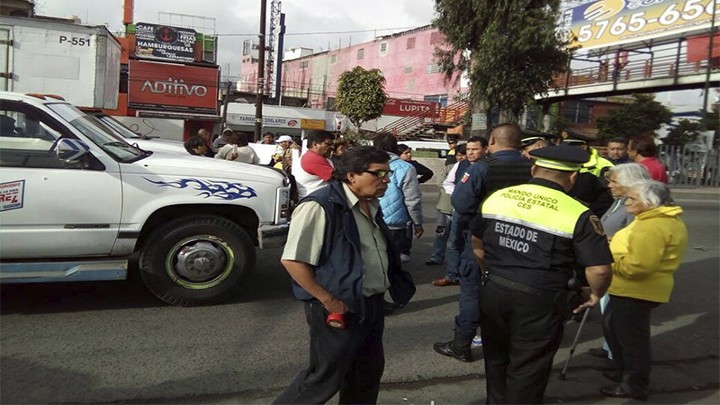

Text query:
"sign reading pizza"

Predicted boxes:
[[135, 22, 197, 63]]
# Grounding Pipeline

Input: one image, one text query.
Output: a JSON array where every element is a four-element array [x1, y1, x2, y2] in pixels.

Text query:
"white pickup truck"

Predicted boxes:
[[0, 92, 291, 306]]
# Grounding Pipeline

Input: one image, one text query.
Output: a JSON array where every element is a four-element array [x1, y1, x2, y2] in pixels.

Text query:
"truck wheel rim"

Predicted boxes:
[[164, 235, 235, 289]]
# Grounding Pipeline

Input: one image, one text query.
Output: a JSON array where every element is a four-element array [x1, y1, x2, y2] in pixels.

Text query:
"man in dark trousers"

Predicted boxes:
[[471, 144, 613, 403], [433, 123, 532, 362], [273, 146, 416, 404]]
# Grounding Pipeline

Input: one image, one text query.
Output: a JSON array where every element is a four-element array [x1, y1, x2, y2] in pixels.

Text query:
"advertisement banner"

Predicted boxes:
[[135, 22, 197, 63], [562, 0, 719, 51], [226, 114, 301, 129], [300, 119, 326, 130], [383, 98, 440, 117], [128, 60, 219, 114]]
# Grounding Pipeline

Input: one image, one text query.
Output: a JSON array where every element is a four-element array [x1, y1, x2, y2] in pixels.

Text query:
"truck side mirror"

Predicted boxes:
[[54, 138, 90, 162]]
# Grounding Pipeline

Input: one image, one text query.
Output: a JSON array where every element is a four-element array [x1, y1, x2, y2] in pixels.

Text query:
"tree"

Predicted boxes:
[[661, 119, 702, 146], [433, 0, 574, 120], [335, 67, 388, 131], [595, 94, 672, 142]]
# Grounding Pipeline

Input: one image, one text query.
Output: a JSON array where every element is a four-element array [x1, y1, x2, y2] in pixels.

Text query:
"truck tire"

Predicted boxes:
[[138, 215, 255, 306]]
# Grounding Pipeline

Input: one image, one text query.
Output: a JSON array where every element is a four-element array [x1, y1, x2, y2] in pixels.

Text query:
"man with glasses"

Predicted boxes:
[[293, 130, 335, 198], [274, 146, 416, 404]]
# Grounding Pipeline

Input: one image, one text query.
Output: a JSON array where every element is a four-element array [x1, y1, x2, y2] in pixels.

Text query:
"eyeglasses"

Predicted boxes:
[[364, 169, 393, 179], [603, 171, 616, 183]]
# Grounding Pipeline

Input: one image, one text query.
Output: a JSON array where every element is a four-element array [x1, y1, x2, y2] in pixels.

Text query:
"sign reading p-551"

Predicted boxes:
[[58, 35, 91, 47], [563, 0, 719, 51]]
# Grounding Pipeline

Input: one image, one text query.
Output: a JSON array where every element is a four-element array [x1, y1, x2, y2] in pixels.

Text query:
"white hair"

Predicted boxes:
[[628, 179, 674, 209], [609, 163, 651, 187]]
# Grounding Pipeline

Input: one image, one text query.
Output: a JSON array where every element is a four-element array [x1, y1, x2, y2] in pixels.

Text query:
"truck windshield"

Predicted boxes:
[[46, 103, 147, 162], [94, 114, 142, 139]]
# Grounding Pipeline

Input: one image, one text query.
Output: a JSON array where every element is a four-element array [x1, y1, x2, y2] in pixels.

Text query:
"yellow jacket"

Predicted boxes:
[[608, 205, 688, 303]]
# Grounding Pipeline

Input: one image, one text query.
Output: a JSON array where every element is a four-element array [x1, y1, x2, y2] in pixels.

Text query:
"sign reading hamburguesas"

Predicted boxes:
[[135, 22, 197, 63]]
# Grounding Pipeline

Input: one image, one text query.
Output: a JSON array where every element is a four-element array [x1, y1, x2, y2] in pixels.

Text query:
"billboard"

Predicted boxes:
[[561, 0, 719, 51], [383, 99, 440, 117], [128, 60, 219, 115], [135, 22, 197, 63]]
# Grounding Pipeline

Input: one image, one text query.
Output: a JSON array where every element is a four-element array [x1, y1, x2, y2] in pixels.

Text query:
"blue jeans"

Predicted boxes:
[[454, 228, 481, 339], [444, 212, 465, 282], [428, 213, 451, 263]]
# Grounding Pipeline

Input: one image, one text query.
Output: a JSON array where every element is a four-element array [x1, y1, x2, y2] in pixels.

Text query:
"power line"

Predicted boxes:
[[215, 26, 419, 37]]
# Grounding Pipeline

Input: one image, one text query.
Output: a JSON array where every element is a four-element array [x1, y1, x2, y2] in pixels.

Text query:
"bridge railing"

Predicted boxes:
[[554, 43, 715, 90], [659, 145, 720, 187]]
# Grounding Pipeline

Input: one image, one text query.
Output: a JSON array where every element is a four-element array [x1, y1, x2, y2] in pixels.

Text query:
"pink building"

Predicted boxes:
[[238, 25, 467, 110]]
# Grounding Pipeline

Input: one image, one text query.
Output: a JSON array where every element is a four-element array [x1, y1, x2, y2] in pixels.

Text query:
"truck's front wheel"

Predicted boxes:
[[139, 215, 255, 306]]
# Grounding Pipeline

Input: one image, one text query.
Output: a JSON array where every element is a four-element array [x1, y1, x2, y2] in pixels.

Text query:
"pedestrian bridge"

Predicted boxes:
[[539, 39, 720, 103]]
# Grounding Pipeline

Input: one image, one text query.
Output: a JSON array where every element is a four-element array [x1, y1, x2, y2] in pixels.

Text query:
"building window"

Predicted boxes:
[[330, 54, 337, 64], [430, 31, 444, 45], [426, 63, 441, 74], [562, 101, 591, 124], [357, 48, 365, 59], [406, 37, 416, 50], [300, 60, 309, 69], [380, 42, 388, 52], [404, 66, 413, 73]]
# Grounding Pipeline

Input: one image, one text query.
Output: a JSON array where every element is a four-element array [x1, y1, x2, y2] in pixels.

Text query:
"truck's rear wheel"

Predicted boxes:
[[139, 215, 255, 306]]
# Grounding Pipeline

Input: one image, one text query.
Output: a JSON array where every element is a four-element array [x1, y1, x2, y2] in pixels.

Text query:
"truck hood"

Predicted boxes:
[[121, 150, 286, 184]]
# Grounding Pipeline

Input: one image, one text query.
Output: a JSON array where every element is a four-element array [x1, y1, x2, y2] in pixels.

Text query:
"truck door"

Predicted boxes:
[[0, 27, 10, 91], [0, 100, 122, 259]]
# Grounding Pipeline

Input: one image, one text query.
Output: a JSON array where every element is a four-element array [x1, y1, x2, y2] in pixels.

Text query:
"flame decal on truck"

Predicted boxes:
[[144, 178, 257, 200]]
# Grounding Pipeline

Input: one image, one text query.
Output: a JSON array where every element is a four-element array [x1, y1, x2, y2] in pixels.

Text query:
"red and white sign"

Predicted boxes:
[[0, 180, 25, 212], [383, 99, 440, 118], [128, 60, 219, 115]]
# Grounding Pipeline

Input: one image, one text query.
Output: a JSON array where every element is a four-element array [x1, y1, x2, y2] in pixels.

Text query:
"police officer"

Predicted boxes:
[[563, 137, 614, 217], [471, 144, 613, 403], [433, 124, 532, 362]]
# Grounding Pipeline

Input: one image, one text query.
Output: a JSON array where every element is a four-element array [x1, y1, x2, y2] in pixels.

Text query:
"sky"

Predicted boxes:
[[35, 0, 710, 112]]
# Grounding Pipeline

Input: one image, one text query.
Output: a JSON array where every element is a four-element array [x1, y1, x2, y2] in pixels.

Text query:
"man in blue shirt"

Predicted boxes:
[[433, 123, 532, 362]]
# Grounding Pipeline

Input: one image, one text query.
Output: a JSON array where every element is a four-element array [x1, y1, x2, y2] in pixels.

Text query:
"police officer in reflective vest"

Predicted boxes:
[[471, 144, 613, 403]]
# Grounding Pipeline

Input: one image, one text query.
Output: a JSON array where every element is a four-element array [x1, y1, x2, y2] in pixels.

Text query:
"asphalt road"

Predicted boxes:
[[1, 193, 718, 404]]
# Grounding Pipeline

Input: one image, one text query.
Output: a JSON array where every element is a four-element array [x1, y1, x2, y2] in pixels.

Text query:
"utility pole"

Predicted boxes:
[[254, 0, 267, 142], [702, 2, 717, 118]]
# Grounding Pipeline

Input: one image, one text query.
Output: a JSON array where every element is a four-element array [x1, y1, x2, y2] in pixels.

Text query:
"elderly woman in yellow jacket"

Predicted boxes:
[[600, 180, 688, 401]]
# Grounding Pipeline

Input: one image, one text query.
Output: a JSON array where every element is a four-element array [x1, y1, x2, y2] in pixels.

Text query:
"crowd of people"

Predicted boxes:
[[182, 125, 687, 404]]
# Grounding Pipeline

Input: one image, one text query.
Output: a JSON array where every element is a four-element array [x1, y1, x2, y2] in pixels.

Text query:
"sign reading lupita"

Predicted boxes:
[[128, 60, 219, 115], [383, 99, 440, 117]]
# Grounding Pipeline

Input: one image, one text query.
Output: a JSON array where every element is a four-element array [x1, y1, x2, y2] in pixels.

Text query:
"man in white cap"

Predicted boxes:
[[272, 135, 297, 173]]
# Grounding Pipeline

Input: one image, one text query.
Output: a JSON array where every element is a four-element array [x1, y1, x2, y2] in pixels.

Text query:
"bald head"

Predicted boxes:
[[489, 123, 522, 152]]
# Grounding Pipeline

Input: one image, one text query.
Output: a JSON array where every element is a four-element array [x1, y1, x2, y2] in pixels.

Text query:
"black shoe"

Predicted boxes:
[[433, 340, 472, 362], [602, 370, 622, 383], [425, 259, 442, 265], [588, 347, 609, 358], [384, 301, 405, 315], [599, 385, 648, 401]]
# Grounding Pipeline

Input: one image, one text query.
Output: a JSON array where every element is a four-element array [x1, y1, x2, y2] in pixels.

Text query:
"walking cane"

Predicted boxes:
[[559, 307, 591, 380]]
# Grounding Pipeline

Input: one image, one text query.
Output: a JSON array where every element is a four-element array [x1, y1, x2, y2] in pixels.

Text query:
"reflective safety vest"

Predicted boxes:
[[582, 148, 614, 177], [480, 183, 589, 288]]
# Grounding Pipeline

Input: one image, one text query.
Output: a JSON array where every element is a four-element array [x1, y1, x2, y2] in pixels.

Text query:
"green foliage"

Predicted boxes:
[[662, 119, 702, 146], [595, 94, 672, 142], [433, 0, 574, 118], [335, 67, 388, 131], [340, 128, 372, 146]]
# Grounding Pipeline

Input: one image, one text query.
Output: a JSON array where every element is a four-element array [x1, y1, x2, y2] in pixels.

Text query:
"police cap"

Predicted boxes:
[[562, 138, 587, 146], [529, 144, 590, 172]]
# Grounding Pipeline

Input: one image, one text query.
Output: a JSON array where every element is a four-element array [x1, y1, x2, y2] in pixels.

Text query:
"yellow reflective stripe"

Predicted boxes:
[[483, 184, 587, 236], [535, 158, 582, 172]]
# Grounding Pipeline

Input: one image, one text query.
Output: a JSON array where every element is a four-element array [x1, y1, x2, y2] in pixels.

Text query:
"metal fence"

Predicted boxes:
[[659, 145, 720, 187]]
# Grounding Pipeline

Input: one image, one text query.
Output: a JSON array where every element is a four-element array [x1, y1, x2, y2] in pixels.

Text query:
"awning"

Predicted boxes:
[[135, 110, 221, 122]]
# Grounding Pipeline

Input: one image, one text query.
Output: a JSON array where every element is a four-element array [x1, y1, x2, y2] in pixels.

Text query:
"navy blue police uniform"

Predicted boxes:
[[472, 145, 613, 403]]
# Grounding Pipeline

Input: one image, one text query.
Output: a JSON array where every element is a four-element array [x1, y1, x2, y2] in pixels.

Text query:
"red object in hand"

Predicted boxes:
[[326, 313, 346, 329]]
